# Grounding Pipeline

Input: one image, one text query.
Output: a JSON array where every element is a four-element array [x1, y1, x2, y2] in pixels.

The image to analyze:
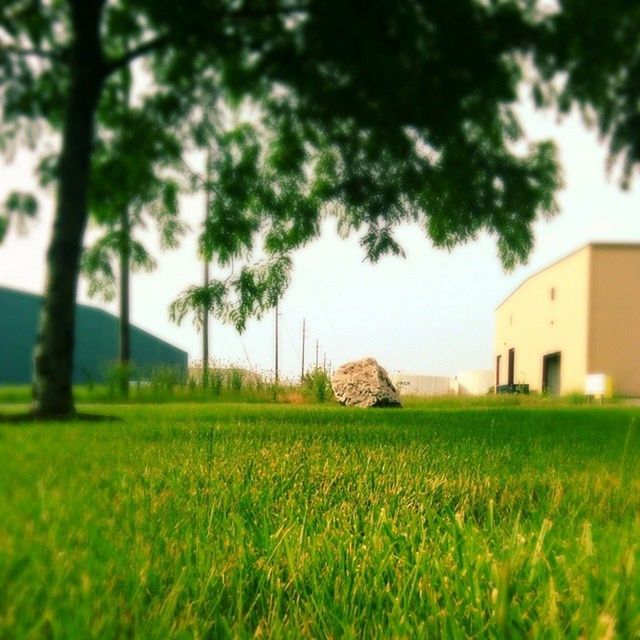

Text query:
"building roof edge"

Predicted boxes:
[[495, 241, 640, 311]]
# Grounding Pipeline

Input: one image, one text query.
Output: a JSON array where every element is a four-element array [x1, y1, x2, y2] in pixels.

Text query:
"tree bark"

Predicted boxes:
[[119, 207, 131, 397], [32, 1, 105, 418]]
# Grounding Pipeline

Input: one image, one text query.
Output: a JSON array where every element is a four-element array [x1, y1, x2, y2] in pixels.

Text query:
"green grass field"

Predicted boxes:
[[1, 401, 639, 638]]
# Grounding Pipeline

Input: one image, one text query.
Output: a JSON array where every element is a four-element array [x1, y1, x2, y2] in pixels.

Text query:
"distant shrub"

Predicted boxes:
[[149, 365, 183, 398], [187, 375, 198, 393], [104, 362, 136, 399], [210, 368, 224, 396], [303, 368, 333, 403], [229, 368, 244, 393], [564, 392, 589, 405]]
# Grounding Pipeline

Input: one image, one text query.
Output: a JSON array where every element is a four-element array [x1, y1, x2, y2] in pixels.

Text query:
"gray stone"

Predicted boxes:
[[331, 358, 402, 408]]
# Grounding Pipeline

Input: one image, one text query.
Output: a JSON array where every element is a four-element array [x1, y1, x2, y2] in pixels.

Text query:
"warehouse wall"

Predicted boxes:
[[390, 373, 452, 396], [495, 246, 591, 394], [0, 287, 188, 384], [588, 245, 640, 396], [453, 370, 494, 396]]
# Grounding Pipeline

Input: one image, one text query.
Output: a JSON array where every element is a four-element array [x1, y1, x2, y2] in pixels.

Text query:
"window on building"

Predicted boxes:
[[550, 287, 556, 301]]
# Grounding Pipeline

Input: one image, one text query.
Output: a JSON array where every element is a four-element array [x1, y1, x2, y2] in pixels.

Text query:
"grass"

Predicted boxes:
[[1, 401, 639, 638], [0, 383, 280, 405]]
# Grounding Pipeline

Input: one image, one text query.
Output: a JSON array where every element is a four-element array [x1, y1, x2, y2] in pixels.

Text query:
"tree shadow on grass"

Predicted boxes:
[[0, 412, 121, 424]]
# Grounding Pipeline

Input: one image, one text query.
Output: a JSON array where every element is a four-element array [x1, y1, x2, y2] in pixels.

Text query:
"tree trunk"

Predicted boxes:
[[202, 260, 209, 389], [202, 147, 213, 390], [32, 1, 105, 418], [119, 207, 131, 398]]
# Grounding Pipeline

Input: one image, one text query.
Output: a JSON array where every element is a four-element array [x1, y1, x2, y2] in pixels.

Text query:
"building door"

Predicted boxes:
[[543, 352, 561, 395], [496, 355, 501, 387], [508, 348, 515, 386]]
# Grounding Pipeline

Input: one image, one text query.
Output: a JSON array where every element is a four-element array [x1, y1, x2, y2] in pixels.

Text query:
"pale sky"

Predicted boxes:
[[1, 100, 639, 380]]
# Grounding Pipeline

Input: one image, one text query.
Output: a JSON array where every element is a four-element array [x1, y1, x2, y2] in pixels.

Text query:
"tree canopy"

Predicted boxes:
[[535, 1, 640, 189], [0, 0, 563, 416], [81, 100, 186, 303]]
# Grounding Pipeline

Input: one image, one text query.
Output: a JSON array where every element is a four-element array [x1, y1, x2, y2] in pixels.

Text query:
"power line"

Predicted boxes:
[[281, 312, 301, 361], [302, 271, 349, 361], [237, 334, 254, 371]]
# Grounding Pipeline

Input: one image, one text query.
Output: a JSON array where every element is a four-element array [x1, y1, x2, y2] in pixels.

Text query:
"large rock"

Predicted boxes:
[[332, 358, 402, 408]]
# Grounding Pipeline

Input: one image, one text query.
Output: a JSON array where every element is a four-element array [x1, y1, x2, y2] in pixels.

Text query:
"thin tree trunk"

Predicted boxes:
[[32, 1, 105, 418], [202, 261, 209, 389], [202, 147, 213, 390], [119, 206, 131, 397]]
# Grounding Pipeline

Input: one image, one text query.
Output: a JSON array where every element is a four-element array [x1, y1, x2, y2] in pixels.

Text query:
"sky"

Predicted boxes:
[[1, 100, 639, 381]]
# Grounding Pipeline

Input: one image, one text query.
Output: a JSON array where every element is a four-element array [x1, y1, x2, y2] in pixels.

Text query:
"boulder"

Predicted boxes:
[[331, 358, 402, 408]]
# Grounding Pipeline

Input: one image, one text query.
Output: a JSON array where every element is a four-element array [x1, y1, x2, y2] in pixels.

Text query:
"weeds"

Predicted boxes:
[[302, 367, 333, 403]]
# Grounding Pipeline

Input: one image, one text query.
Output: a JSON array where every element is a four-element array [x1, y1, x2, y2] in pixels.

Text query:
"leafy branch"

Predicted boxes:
[[0, 191, 38, 242]]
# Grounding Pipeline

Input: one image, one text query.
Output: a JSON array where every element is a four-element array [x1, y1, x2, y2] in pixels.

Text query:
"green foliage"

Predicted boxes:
[[0, 191, 38, 242], [82, 102, 187, 303], [100, 362, 188, 401], [303, 367, 333, 403], [1, 403, 640, 636], [169, 280, 228, 330], [170, 254, 293, 333], [189, 366, 267, 399], [2, 0, 573, 415], [210, 368, 224, 397], [535, 2, 640, 189], [81, 229, 157, 301], [90, 107, 183, 225], [3, 0, 567, 329], [104, 361, 136, 399], [149, 364, 182, 397], [228, 368, 244, 393]]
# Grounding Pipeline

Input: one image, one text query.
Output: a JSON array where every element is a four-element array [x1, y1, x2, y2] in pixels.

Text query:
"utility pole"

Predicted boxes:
[[119, 205, 131, 398], [202, 146, 213, 389], [118, 83, 132, 398], [202, 260, 209, 388], [300, 318, 306, 382], [315, 339, 319, 370], [274, 302, 280, 388], [323, 352, 326, 374]]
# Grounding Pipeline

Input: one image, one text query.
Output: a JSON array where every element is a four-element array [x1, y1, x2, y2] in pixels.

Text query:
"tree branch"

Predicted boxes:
[[104, 2, 310, 77], [180, 157, 206, 185], [0, 44, 67, 63], [103, 34, 170, 77]]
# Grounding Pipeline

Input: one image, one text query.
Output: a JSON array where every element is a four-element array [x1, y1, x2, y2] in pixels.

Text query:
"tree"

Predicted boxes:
[[169, 109, 296, 349], [185, 101, 226, 391], [1, 0, 560, 418], [535, 1, 640, 189], [169, 98, 250, 390], [201, 149, 213, 390], [80, 103, 185, 396]]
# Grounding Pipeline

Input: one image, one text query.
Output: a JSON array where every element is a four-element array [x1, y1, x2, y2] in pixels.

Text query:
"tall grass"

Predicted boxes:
[[302, 368, 333, 403], [1, 403, 639, 637]]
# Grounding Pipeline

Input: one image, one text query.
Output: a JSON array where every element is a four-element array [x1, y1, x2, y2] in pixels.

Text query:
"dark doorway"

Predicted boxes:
[[543, 352, 561, 396], [496, 355, 501, 387], [508, 348, 515, 385]]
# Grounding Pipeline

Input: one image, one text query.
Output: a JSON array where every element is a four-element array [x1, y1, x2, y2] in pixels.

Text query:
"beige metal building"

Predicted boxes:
[[495, 243, 640, 396], [390, 370, 494, 396]]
